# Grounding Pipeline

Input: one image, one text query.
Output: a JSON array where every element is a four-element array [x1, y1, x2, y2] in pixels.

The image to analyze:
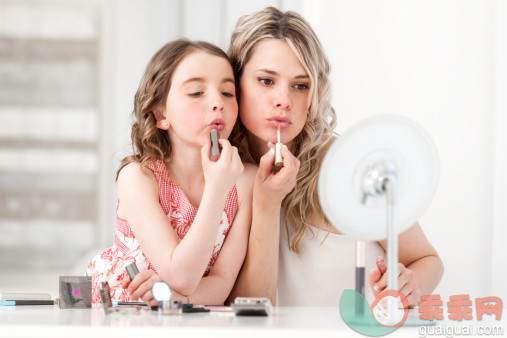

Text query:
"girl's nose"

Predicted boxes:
[[209, 102, 224, 112], [209, 92, 225, 112]]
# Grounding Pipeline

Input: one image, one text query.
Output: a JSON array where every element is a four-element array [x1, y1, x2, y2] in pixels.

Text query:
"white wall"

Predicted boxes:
[[492, 0, 507, 303], [309, 0, 501, 300], [108, 0, 505, 301]]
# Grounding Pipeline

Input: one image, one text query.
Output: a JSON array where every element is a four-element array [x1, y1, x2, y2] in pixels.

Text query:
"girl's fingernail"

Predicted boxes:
[[269, 148, 275, 155]]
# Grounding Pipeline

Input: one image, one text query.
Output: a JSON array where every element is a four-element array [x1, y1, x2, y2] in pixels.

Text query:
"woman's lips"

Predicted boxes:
[[267, 118, 291, 128]]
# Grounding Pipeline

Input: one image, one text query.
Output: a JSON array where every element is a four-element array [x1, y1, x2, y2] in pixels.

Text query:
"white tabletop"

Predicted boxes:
[[0, 305, 502, 338]]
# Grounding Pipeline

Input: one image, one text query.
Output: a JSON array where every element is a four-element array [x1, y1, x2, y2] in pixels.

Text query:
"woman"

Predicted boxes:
[[227, 7, 444, 307]]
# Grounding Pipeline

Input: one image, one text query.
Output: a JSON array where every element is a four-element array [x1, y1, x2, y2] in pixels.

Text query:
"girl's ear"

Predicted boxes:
[[154, 109, 170, 130]]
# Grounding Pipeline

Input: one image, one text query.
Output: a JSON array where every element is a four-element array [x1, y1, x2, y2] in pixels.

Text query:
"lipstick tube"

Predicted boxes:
[[275, 143, 283, 166], [275, 126, 283, 167], [210, 130, 220, 161]]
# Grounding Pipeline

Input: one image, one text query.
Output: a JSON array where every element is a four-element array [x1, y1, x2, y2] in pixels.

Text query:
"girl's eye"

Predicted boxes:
[[222, 92, 235, 98], [259, 78, 273, 86], [294, 83, 309, 91], [188, 92, 203, 97]]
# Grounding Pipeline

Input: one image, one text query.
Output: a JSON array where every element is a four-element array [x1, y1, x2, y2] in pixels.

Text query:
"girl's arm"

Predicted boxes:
[[369, 222, 444, 307], [124, 163, 257, 305], [183, 163, 257, 305], [118, 140, 243, 296], [227, 146, 300, 305]]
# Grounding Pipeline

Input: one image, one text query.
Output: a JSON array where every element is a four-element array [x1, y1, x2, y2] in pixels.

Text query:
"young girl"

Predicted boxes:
[[86, 39, 256, 306]]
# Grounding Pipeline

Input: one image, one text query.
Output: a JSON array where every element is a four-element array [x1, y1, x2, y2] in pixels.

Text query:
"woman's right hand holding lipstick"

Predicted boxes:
[[254, 142, 300, 208], [201, 137, 244, 196]]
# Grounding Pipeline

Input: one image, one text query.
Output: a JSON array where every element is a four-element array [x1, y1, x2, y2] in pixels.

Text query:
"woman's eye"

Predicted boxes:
[[294, 83, 309, 91], [222, 92, 235, 98], [188, 92, 203, 97], [259, 78, 274, 86]]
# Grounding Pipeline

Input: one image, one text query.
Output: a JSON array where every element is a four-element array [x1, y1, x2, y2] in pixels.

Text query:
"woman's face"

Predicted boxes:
[[239, 39, 310, 152]]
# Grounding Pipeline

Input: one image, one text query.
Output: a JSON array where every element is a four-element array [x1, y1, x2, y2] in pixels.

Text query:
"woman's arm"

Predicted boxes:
[[228, 146, 300, 305], [369, 222, 444, 306]]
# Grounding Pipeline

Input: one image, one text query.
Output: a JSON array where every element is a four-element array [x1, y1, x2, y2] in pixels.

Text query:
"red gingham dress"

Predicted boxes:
[[85, 160, 238, 303]]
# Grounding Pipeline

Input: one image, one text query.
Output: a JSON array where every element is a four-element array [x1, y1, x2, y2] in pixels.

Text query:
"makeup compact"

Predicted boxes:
[[58, 276, 92, 309], [152, 281, 181, 315], [231, 297, 272, 316], [99, 281, 113, 314]]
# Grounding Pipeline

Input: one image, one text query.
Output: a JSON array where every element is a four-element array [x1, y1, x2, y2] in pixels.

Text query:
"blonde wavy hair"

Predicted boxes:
[[117, 39, 233, 179], [228, 7, 338, 254]]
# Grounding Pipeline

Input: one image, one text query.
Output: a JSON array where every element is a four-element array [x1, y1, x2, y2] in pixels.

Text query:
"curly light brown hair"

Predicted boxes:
[[117, 39, 233, 179], [228, 7, 337, 255]]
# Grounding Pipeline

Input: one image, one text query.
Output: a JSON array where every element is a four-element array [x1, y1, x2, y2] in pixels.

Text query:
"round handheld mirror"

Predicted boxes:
[[318, 115, 439, 240]]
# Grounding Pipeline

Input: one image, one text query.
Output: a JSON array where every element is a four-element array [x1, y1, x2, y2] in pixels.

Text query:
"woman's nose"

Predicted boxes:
[[273, 87, 291, 110]]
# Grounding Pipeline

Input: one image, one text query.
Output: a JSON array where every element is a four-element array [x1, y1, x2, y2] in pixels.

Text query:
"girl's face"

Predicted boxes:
[[239, 39, 310, 150], [160, 51, 238, 149]]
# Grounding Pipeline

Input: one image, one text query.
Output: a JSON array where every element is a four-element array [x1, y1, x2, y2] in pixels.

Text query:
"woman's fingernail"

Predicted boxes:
[[269, 148, 275, 155], [268, 141, 273, 147], [374, 285, 379, 291], [283, 145, 288, 150]]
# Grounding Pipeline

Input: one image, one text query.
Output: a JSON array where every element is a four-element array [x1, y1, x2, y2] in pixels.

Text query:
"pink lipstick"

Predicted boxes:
[[209, 118, 225, 131]]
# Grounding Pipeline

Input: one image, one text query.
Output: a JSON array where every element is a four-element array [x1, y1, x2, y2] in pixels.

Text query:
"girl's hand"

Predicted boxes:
[[201, 138, 244, 195], [121, 269, 161, 307], [368, 256, 421, 308], [254, 142, 300, 207], [121, 270, 187, 307]]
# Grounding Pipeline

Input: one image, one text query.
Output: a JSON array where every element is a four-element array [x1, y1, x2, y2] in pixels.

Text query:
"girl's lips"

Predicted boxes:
[[209, 118, 225, 131], [210, 124, 225, 131], [267, 120, 291, 128]]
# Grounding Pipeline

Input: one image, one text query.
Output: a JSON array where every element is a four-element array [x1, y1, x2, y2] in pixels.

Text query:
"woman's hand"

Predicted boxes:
[[368, 256, 421, 308], [254, 142, 300, 207], [201, 138, 244, 196]]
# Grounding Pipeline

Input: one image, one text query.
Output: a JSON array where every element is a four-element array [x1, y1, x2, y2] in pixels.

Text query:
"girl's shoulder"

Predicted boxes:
[[117, 161, 159, 193]]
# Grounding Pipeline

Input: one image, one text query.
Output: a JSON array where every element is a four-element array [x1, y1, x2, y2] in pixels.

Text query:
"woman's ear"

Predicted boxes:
[[154, 109, 170, 130]]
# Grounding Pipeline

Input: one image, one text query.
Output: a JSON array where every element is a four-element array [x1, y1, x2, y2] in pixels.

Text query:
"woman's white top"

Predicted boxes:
[[277, 220, 385, 306]]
